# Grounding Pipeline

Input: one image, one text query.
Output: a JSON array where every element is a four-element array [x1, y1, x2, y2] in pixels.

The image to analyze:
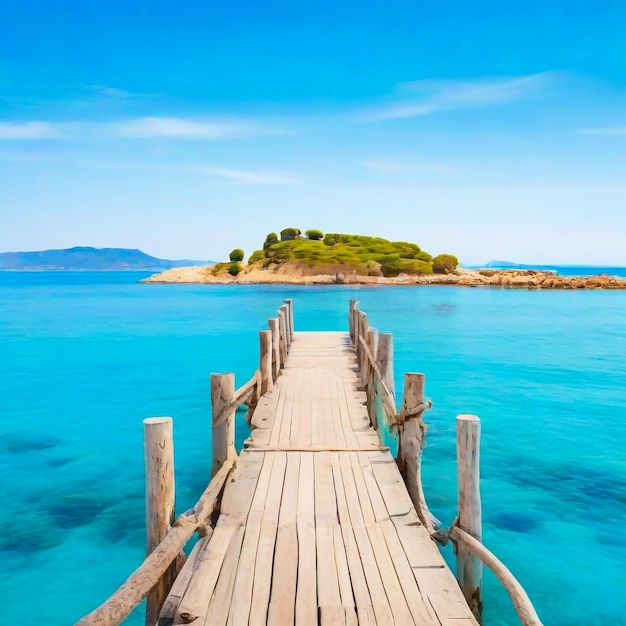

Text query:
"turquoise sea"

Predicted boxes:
[[1, 271, 625, 625]]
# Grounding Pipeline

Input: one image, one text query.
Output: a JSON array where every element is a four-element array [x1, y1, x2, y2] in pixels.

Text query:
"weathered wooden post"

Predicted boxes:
[[281, 300, 290, 345], [376, 333, 395, 397], [358, 313, 370, 386], [210, 373, 236, 478], [259, 329, 273, 396], [268, 317, 281, 380], [279, 304, 290, 352], [278, 308, 288, 366], [348, 299, 357, 342], [398, 373, 437, 532], [144, 417, 177, 626], [353, 305, 361, 355], [366, 327, 379, 429], [283, 298, 294, 343], [456, 414, 483, 622]]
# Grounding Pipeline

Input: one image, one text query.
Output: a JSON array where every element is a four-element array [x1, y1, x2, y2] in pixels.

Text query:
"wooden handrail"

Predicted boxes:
[[449, 526, 543, 626], [212, 369, 261, 427], [76, 460, 234, 626], [357, 334, 398, 424]]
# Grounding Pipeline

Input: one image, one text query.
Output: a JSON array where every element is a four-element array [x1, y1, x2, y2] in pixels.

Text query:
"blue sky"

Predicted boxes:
[[1, 0, 625, 264]]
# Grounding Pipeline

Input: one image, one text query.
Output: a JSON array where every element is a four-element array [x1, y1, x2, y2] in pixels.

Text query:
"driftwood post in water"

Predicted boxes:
[[259, 329, 273, 396], [144, 417, 177, 626], [399, 373, 437, 532], [456, 414, 483, 622], [210, 373, 236, 478]]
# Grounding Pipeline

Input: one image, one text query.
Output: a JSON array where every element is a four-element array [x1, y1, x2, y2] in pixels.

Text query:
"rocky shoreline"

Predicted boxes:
[[141, 265, 626, 289]]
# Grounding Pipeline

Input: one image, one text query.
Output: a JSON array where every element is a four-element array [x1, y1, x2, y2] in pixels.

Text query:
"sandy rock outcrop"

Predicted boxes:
[[141, 264, 626, 290]]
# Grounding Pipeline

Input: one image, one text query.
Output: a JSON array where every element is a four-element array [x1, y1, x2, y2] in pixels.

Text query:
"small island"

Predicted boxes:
[[143, 228, 626, 289]]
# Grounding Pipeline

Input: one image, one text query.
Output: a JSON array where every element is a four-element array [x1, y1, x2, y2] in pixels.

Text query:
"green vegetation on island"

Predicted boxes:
[[212, 228, 458, 277]]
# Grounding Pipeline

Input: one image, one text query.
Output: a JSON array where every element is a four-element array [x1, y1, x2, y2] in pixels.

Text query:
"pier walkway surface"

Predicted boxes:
[[163, 331, 478, 625], [79, 300, 541, 626]]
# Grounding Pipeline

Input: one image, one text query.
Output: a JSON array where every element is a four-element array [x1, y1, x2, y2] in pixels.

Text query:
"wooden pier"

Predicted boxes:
[[78, 300, 542, 626]]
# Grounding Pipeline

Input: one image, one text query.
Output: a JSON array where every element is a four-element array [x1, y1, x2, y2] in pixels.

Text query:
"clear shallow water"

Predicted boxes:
[[1, 272, 625, 625]]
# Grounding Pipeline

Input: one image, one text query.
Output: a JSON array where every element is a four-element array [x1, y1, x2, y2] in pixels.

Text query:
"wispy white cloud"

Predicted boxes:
[[87, 85, 138, 98], [0, 121, 59, 140], [0, 149, 303, 184], [0, 116, 283, 141], [112, 116, 267, 140], [355, 72, 562, 122], [193, 165, 303, 185], [362, 160, 457, 173], [577, 127, 626, 136]]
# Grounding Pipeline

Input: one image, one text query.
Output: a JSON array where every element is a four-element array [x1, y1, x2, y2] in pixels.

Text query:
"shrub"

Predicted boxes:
[[228, 262, 242, 276], [248, 249, 265, 264], [263, 233, 278, 251], [376, 254, 402, 277], [399, 259, 433, 275], [265, 240, 297, 261], [305, 229, 324, 240], [211, 262, 230, 275], [292, 241, 326, 260], [432, 254, 459, 274], [323, 233, 339, 246], [229, 248, 244, 262], [280, 227, 301, 241]]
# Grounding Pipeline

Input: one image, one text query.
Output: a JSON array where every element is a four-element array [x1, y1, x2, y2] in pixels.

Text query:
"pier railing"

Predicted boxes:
[[349, 299, 542, 626], [77, 299, 294, 626]]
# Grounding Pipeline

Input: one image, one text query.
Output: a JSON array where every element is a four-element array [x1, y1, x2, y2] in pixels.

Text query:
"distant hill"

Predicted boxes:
[[0, 247, 212, 271]]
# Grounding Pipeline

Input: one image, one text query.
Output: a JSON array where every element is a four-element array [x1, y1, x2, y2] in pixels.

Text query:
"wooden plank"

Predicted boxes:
[[289, 370, 312, 448], [356, 452, 442, 625], [333, 525, 359, 626], [267, 453, 301, 625], [337, 452, 394, 626], [330, 454, 376, 626], [248, 390, 281, 433], [249, 452, 288, 625], [203, 524, 246, 626], [223, 453, 277, 624], [268, 382, 288, 448], [348, 452, 414, 624], [333, 374, 361, 449], [314, 452, 346, 625], [369, 454, 478, 623], [278, 370, 296, 447], [174, 452, 264, 623], [158, 534, 210, 625], [295, 452, 317, 626], [329, 372, 349, 450]]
